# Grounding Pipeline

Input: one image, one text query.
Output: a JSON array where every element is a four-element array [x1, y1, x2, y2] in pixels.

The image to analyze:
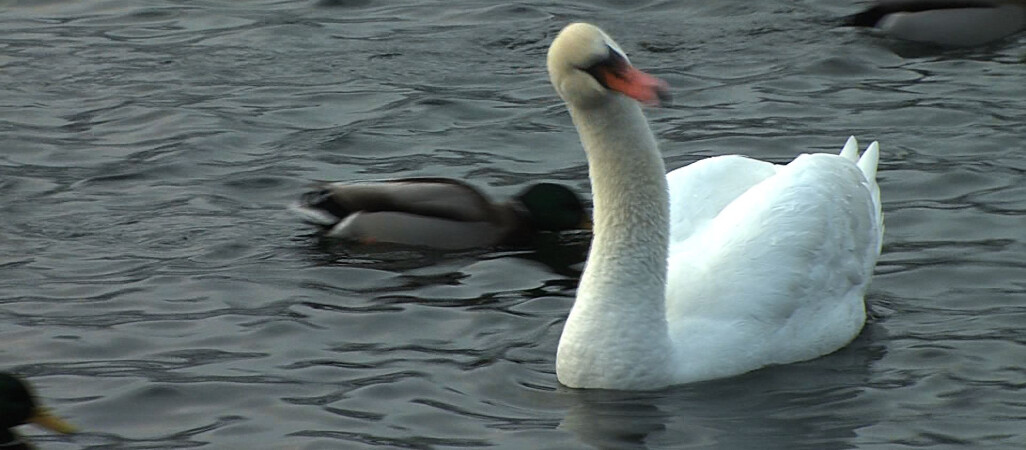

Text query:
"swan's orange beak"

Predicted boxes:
[[593, 64, 671, 107]]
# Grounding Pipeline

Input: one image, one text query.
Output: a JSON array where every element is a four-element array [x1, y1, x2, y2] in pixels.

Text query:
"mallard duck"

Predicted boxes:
[[1, 373, 76, 450], [844, 0, 1026, 46], [292, 178, 590, 250], [547, 23, 883, 389]]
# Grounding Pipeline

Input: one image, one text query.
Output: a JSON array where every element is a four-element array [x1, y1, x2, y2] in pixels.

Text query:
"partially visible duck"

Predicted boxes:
[[844, 0, 1026, 46], [0, 373, 76, 450], [292, 178, 590, 250]]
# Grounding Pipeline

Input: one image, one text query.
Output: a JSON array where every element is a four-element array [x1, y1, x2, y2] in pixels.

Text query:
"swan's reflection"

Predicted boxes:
[[558, 322, 887, 449], [559, 390, 669, 449]]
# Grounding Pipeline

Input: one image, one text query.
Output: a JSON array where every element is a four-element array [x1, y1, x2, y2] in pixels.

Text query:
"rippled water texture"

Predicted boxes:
[[3, 0, 1026, 448]]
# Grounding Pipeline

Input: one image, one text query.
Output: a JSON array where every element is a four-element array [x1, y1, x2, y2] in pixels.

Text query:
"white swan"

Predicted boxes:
[[548, 23, 884, 390]]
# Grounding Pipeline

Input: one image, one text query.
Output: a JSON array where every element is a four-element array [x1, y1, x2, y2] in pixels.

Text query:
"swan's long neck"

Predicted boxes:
[[557, 95, 673, 389], [574, 98, 669, 287]]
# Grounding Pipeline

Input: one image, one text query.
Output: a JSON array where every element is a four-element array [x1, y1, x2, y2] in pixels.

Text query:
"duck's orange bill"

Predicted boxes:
[[30, 408, 77, 434]]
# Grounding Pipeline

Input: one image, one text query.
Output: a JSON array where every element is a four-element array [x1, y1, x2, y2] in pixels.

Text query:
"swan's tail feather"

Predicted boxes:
[[857, 141, 879, 181], [839, 136, 859, 161], [855, 140, 883, 251]]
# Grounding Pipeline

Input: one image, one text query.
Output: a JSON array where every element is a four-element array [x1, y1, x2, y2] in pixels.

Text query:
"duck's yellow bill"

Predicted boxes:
[[29, 408, 77, 434]]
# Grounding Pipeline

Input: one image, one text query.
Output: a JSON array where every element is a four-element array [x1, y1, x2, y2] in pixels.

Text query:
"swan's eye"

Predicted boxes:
[[582, 46, 630, 89]]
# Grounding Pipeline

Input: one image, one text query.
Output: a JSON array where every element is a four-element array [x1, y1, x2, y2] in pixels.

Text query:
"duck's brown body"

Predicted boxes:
[[293, 178, 588, 250], [844, 0, 1026, 46]]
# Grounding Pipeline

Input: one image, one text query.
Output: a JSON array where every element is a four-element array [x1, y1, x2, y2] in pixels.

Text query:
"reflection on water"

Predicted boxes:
[[2, 0, 1026, 448], [560, 323, 887, 449]]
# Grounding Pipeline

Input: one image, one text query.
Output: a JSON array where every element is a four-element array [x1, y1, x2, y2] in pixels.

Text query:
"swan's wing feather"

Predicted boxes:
[[666, 155, 779, 244], [666, 153, 882, 365], [839, 136, 858, 161]]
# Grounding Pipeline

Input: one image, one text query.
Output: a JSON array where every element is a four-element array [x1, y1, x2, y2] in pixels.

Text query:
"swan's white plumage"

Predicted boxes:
[[548, 23, 883, 390], [664, 150, 880, 382]]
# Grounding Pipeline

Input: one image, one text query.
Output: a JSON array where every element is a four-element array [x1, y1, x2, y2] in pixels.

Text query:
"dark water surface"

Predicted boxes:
[[3, 0, 1026, 448]]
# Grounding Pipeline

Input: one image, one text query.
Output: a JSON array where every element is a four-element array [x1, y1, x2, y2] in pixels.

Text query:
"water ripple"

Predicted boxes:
[[2, 0, 1026, 448]]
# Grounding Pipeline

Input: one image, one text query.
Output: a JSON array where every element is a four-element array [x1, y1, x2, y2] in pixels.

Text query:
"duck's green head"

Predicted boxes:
[[516, 183, 590, 231], [1, 373, 76, 436]]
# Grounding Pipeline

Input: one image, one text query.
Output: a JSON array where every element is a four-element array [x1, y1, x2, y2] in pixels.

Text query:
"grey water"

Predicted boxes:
[[2, 0, 1026, 448]]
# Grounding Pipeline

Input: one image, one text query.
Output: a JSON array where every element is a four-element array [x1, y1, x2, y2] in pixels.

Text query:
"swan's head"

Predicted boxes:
[[547, 23, 669, 109]]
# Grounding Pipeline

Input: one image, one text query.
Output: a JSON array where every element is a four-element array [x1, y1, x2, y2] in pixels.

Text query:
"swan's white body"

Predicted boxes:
[[549, 23, 884, 390]]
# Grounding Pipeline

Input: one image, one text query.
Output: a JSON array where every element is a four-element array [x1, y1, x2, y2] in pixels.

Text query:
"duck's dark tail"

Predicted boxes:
[[290, 189, 348, 227], [842, 8, 882, 27]]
